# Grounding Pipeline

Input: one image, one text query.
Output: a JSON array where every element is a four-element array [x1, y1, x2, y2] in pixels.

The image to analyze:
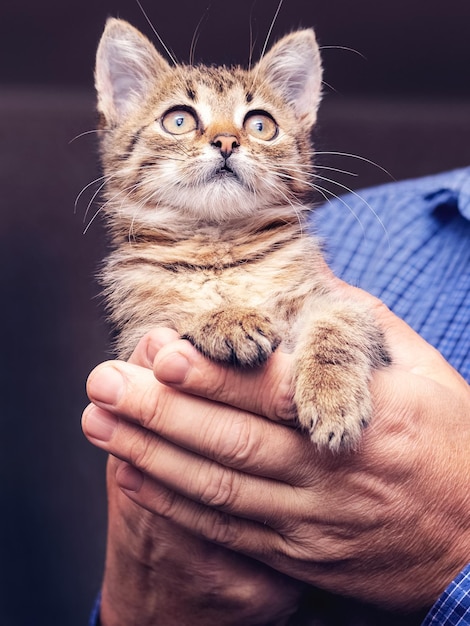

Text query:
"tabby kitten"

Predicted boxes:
[[94, 19, 390, 451]]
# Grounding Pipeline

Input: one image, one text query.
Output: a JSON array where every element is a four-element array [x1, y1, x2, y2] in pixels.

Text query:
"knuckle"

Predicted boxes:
[[203, 366, 233, 401], [203, 511, 243, 547], [126, 428, 158, 474], [154, 486, 180, 520], [215, 416, 258, 468], [136, 380, 171, 430], [272, 380, 296, 422], [198, 463, 238, 510]]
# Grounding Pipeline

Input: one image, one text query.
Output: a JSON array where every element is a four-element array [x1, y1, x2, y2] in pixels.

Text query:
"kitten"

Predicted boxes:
[[94, 18, 390, 451]]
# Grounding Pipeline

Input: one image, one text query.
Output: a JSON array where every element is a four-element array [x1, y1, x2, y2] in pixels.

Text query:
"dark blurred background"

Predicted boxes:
[[0, 1, 469, 625]]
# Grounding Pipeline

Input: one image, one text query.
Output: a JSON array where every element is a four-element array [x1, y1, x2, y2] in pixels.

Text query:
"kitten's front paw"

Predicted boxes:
[[294, 371, 373, 452], [182, 308, 281, 367], [294, 305, 390, 452]]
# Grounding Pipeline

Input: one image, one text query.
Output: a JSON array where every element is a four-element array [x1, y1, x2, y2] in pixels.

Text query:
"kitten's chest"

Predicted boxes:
[[179, 262, 275, 307], [105, 229, 324, 324], [155, 234, 321, 311]]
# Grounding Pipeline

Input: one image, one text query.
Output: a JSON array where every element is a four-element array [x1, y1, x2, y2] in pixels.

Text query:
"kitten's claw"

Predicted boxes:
[[295, 371, 373, 452], [182, 308, 281, 367]]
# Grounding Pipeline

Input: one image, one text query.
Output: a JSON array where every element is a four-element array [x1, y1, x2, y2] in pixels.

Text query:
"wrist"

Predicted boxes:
[[99, 486, 163, 626], [101, 461, 302, 625]]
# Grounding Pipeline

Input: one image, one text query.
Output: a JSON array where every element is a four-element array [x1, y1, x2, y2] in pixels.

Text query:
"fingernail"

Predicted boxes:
[[88, 365, 124, 407], [145, 329, 178, 366], [117, 464, 144, 493], [83, 406, 117, 442], [155, 351, 191, 385]]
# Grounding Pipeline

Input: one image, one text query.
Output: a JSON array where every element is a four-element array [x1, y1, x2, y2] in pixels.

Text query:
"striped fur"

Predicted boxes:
[[94, 19, 390, 451]]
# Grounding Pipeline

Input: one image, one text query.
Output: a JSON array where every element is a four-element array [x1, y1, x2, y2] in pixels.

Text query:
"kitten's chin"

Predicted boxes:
[[210, 166, 239, 183], [174, 183, 271, 223]]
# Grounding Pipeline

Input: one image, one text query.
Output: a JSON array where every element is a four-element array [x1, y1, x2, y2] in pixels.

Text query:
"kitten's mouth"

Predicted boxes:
[[217, 164, 237, 177], [206, 159, 243, 186]]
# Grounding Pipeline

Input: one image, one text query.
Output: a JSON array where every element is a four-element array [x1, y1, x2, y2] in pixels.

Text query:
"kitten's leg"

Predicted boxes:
[[182, 306, 281, 367], [293, 299, 390, 451]]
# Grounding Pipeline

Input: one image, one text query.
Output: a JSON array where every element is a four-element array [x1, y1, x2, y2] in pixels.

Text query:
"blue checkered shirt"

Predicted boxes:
[[313, 167, 470, 624], [313, 167, 470, 383], [421, 564, 470, 625], [90, 168, 470, 625]]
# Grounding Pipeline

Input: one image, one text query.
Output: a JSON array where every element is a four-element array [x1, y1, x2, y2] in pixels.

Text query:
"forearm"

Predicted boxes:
[[100, 529, 298, 626], [99, 479, 168, 626], [99, 473, 237, 626], [98, 460, 302, 626]]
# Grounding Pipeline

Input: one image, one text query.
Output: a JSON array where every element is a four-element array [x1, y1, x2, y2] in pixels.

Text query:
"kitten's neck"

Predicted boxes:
[[107, 204, 310, 246], [106, 208, 311, 271]]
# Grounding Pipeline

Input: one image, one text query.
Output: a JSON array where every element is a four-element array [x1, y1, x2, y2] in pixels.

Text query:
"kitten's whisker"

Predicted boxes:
[[99, 179, 150, 220], [274, 170, 368, 238], [83, 205, 104, 235], [189, 32, 201, 67], [308, 182, 330, 205], [249, 0, 284, 89], [75, 174, 110, 214], [137, 155, 187, 164], [270, 161, 359, 178], [259, 0, 284, 62], [135, 0, 178, 65], [165, 134, 193, 158], [128, 199, 145, 242], [315, 151, 394, 180], [247, 0, 258, 71], [314, 164, 358, 177], [189, 2, 212, 66], [261, 176, 306, 233], [319, 45, 367, 60], [83, 177, 113, 223], [309, 173, 389, 244], [309, 182, 367, 238], [321, 80, 339, 94], [69, 129, 109, 144]]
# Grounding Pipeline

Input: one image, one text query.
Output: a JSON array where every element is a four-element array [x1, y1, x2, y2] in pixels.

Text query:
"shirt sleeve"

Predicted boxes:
[[89, 591, 101, 626], [421, 564, 470, 625]]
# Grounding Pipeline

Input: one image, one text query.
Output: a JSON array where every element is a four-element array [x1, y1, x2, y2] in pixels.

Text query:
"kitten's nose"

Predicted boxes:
[[211, 134, 240, 159]]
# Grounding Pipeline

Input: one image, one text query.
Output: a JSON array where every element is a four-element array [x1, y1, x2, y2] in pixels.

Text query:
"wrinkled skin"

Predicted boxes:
[[83, 279, 470, 624]]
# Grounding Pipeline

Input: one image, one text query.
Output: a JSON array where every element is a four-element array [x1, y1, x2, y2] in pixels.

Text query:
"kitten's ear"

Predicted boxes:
[[255, 30, 322, 126], [95, 18, 170, 125]]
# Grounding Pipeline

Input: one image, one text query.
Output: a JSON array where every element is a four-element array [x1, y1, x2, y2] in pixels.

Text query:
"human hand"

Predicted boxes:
[[83, 331, 304, 626], [83, 284, 470, 613]]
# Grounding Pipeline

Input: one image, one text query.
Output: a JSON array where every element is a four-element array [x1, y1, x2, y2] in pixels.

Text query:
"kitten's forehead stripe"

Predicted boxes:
[[113, 126, 145, 161], [186, 86, 196, 101]]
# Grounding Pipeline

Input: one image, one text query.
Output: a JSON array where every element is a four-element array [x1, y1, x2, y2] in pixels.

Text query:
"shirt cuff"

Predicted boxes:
[[422, 564, 470, 625], [89, 591, 102, 626]]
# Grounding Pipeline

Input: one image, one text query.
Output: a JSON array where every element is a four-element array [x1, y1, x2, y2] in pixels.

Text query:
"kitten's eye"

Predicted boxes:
[[244, 111, 278, 141], [161, 109, 198, 135]]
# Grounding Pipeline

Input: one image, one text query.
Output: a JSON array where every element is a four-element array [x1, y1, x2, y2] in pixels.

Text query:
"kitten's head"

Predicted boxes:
[[95, 19, 322, 229]]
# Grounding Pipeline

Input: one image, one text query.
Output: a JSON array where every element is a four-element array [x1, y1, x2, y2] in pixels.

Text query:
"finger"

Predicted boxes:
[[82, 403, 303, 526], [84, 361, 316, 484], [128, 327, 180, 368], [114, 461, 287, 562], [153, 339, 297, 423], [114, 463, 349, 588]]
